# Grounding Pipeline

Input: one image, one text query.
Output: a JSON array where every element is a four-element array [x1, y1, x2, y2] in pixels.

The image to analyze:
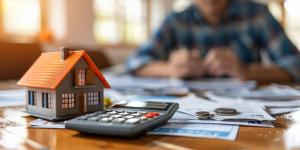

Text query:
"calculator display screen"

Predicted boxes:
[[122, 101, 169, 110]]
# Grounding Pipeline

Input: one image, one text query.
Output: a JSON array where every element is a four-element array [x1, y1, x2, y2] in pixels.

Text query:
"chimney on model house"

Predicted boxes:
[[60, 47, 71, 61]]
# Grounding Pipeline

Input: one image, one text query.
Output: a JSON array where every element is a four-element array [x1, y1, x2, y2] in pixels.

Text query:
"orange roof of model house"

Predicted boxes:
[[17, 50, 110, 89]]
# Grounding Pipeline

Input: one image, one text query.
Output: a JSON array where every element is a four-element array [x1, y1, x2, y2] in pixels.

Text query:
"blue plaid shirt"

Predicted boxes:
[[127, 0, 300, 82]]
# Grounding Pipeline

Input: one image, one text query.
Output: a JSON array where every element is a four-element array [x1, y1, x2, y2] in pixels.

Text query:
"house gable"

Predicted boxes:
[[55, 58, 104, 117], [56, 58, 105, 91]]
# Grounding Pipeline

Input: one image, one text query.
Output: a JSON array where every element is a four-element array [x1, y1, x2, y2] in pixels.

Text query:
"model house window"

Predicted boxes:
[[62, 93, 75, 109], [42, 93, 48, 108], [76, 69, 86, 86], [87, 92, 100, 106], [34, 92, 38, 106], [41, 93, 53, 108], [28, 91, 35, 105], [75, 69, 94, 86], [47, 94, 54, 109], [86, 69, 94, 85]]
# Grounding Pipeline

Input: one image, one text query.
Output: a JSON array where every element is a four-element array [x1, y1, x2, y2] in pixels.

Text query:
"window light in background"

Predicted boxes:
[[93, 0, 147, 46], [284, 0, 300, 17], [2, 0, 41, 37], [173, 0, 191, 12], [124, 0, 147, 45], [93, 0, 120, 44], [284, 0, 300, 49]]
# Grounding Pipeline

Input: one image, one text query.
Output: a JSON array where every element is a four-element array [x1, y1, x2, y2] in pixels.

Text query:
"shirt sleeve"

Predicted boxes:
[[258, 6, 300, 82], [126, 13, 177, 73]]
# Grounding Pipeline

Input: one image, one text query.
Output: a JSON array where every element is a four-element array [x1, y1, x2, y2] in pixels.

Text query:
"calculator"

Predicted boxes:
[[65, 101, 179, 138]]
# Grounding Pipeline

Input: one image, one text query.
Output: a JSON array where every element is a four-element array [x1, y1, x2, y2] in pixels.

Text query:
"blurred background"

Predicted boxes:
[[0, 0, 299, 80]]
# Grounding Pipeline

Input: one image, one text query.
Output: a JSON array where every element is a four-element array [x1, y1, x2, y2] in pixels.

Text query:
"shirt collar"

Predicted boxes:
[[191, 0, 241, 23], [226, 0, 242, 19], [191, 5, 203, 23]]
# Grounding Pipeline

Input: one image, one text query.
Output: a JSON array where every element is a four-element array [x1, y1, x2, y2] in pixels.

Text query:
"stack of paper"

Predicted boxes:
[[185, 79, 256, 91], [179, 104, 275, 121], [168, 95, 275, 127], [104, 74, 256, 96], [169, 112, 274, 127], [205, 85, 300, 115], [104, 74, 187, 96]]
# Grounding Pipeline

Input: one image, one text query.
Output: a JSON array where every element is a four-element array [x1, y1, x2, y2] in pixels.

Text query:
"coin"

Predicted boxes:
[[214, 108, 238, 116], [196, 114, 214, 120], [195, 111, 214, 120], [195, 111, 210, 117]]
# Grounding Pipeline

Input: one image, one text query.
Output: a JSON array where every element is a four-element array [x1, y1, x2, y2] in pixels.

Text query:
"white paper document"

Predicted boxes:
[[179, 104, 275, 121], [170, 95, 275, 127], [148, 123, 239, 141], [105, 74, 184, 90], [105, 74, 256, 93], [28, 119, 65, 129], [170, 112, 274, 127], [268, 107, 300, 115], [105, 75, 188, 96], [205, 85, 300, 115], [0, 89, 25, 107], [185, 79, 256, 91], [206, 85, 300, 101]]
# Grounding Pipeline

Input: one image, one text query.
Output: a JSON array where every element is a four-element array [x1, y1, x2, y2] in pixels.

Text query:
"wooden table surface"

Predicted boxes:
[[0, 81, 300, 150]]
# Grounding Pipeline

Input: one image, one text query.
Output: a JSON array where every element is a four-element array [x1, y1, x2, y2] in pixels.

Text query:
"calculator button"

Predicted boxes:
[[148, 112, 160, 116], [115, 110, 125, 113], [98, 114, 110, 118], [127, 111, 137, 114], [112, 118, 126, 123], [87, 117, 99, 121], [132, 113, 142, 117], [96, 116, 104, 119], [125, 118, 140, 124], [144, 114, 154, 118], [111, 115, 122, 118], [125, 115, 135, 119], [140, 112, 148, 114], [140, 116, 148, 121], [100, 117, 113, 122], [107, 111, 118, 115], [118, 112, 130, 115]]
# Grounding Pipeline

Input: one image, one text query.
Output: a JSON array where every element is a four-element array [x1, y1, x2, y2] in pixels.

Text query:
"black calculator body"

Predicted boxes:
[[65, 101, 179, 138]]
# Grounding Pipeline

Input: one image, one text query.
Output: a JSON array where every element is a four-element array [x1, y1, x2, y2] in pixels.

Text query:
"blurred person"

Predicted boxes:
[[126, 0, 300, 83]]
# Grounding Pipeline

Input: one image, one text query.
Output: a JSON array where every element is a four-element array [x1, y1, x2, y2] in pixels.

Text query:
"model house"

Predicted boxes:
[[17, 48, 110, 121]]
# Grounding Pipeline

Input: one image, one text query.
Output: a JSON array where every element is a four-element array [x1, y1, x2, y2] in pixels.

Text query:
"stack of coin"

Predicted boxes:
[[214, 108, 238, 116], [195, 111, 214, 120]]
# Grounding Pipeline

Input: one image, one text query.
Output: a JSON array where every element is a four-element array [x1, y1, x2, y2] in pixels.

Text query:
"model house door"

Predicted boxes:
[[79, 92, 87, 113]]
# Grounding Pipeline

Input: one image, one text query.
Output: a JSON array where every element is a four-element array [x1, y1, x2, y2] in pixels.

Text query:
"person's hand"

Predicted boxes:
[[168, 48, 204, 79], [203, 47, 244, 78]]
